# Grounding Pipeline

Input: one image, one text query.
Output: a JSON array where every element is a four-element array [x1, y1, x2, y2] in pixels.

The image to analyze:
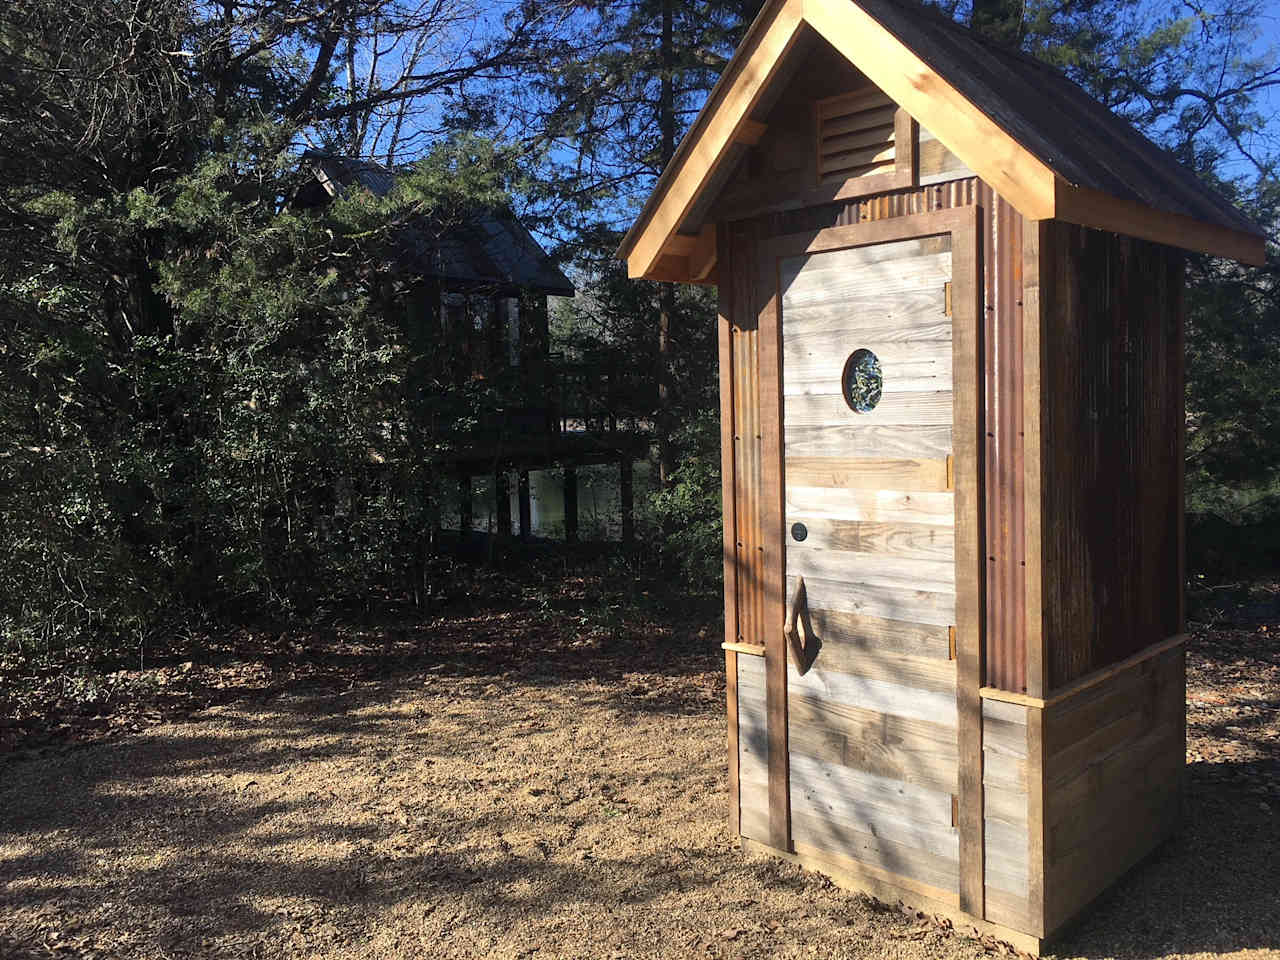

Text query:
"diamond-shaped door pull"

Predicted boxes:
[[784, 576, 819, 675]]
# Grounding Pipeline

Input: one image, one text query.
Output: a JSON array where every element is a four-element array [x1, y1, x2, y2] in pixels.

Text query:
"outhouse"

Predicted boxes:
[[618, 0, 1267, 952]]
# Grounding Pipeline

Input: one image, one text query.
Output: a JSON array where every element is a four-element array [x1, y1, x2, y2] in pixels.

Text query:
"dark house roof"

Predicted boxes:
[[300, 151, 574, 297]]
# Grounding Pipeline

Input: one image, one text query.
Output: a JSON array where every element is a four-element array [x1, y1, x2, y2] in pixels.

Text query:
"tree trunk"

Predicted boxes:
[[657, 0, 676, 491]]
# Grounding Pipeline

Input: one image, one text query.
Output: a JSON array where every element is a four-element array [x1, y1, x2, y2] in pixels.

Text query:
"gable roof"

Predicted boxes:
[[619, 0, 1267, 279], [304, 151, 575, 297]]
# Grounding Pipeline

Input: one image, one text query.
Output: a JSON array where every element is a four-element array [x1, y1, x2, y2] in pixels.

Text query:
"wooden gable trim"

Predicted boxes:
[[801, 0, 1056, 221], [620, 0, 1265, 280], [624, 0, 804, 280]]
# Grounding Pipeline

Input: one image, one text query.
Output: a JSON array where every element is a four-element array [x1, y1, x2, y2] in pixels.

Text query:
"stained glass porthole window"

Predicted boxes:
[[842, 348, 882, 413]]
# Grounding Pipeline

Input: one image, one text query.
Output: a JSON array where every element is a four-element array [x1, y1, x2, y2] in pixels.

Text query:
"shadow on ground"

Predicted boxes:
[[1048, 760, 1280, 959], [1, 601, 1277, 958]]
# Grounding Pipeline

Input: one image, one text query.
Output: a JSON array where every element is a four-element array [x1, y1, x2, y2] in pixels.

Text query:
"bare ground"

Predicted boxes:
[[1, 576, 1279, 960]]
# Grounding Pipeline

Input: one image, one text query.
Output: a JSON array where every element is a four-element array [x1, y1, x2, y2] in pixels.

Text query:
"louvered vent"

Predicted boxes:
[[816, 88, 898, 183]]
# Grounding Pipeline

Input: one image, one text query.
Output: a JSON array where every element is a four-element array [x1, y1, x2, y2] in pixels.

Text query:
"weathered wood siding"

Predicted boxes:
[[982, 698, 1032, 931], [719, 219, 768, 838], [738, 654, 771, 842], [765, 180, 1028, 693], [1040, 642, 1185, 933], [918, 125, 975, 186], [1036, 224, 1185, 687], [775, 232, 963, 893]]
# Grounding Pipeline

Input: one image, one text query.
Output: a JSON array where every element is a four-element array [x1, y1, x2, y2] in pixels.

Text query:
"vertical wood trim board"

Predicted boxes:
[[1172, 252, 1187, 634], [758, 227, 791, 852], [719, 228, 742, 837], [950, 206, 986, 919], [723, 220, 768, 838], [979, 185, 1027, 694], [718, 227, 740, 677], [1022, 221, 1046, 698], [726, 648, 741, 836], [1025, 703, 1047, 936]]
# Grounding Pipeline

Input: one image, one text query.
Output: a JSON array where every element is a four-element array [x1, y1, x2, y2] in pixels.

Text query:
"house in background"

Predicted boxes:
[[298, 151, 650, 543]]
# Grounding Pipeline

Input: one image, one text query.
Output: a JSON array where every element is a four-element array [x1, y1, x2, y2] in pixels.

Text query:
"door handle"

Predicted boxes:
[[784, 575, 817, 675]]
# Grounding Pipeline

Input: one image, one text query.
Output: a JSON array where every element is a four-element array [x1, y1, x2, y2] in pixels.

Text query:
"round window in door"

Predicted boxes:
[[841, 348, 882, 413]]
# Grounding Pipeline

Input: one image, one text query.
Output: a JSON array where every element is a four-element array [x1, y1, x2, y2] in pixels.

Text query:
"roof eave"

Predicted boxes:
[[1054, 178, 1267, 266]]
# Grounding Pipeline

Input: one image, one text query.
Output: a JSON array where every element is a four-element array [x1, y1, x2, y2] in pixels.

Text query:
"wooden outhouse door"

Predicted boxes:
[[755, 207, 984, 909]]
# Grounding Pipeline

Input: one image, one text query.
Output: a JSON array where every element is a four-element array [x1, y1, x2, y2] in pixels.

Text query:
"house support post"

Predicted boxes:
[[620, 458, 634, 546], [518, 470, 532, 541], [564, 467, 579, 543], [459, 473, 473, 535], [495, 470, 512, 539]]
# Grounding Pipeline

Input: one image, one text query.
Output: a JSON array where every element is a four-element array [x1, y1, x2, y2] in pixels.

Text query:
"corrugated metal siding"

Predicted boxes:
[[981, 185, 1027, 693]]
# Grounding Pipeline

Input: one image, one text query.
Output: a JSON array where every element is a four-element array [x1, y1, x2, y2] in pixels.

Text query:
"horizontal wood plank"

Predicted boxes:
[[983, 783, 1029, 827], [790, 573, 955, 628], [785, 391, 954, 427], [786, 486, 955, 525], [820, 143, 896, 175], [982, 700, 1029, 759], [798, 632, 957, 693], [788, 750, 956, 826], [782, 690, 959, 789], [821, 123, 895, 156], [982, 748, 1028, 792], [804, 608, 953, 659], [780, 309, 950, 343], [791, 773, 961, 862], [818, 88, 896, 121], [788, 518, 954, 560], [787, 548, 955, 594], [785, 422, 952, 459], [784, 457, 950, 492], [984, 817, 1030, 896], [983, 888, 1033, 934], [820, 104, 899, 138], [781, 251, 951, 308], [787, 656, 958, 726], [790, 810, 959, 891], [784, 340, 952, 396]]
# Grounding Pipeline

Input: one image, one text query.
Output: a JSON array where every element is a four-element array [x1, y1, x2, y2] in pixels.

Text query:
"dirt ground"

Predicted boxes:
[[2, 581, 1279, 960]]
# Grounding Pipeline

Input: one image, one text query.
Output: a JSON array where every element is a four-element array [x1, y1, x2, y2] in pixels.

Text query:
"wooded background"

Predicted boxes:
[[0, 0, 1276, 660]]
